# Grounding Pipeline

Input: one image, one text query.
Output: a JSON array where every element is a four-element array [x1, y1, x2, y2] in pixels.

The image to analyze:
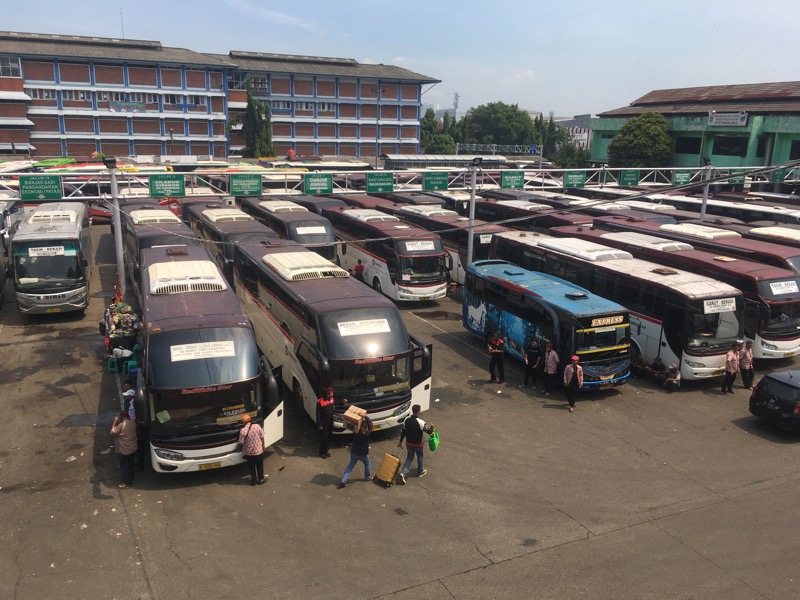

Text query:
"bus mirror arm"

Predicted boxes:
[[80, 257, 89, 268]]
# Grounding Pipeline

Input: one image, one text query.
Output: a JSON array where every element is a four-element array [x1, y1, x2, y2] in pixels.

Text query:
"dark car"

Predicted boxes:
[[749, 369, 800, 432]]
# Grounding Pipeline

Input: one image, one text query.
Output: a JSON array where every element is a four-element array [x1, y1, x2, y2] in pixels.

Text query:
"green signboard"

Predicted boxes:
[[619, 169, 640, 187], [563, 171, 586, 188], [149, 173, 185, 197], [230, 173, 263, 196], [19, 175, 63, 200], [303, 173, 333, 195], [422, 171, 449, 191], [501, 170, 524, 189], [726, 169, 746, 185], [673, 170, 692, 185], [365, 171, 394, 193], [770, 168, 787, 183]]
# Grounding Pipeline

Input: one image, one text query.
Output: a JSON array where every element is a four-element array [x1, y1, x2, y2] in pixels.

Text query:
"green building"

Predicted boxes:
[[590, 82, 800, 168]]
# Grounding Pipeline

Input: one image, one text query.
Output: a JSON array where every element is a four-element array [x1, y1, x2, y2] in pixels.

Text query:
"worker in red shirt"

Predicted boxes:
[[316, 387, 336, 458], [352, 259, 365, 282]]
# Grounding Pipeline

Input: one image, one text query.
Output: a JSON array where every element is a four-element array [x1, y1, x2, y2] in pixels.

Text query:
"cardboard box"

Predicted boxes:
[[343, 405, 367, 432]]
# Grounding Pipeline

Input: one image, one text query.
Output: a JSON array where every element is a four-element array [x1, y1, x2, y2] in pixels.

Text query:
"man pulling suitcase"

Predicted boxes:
[[396, 404, 433, 484]]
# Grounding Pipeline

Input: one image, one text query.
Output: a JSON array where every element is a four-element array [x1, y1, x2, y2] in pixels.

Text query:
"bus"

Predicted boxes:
[[464, 260, 631, 390], [132, 244, 282, 473], [376, 191, 450, 208], [550, 226, 800, 360], [237, 197, 337, 261], [388, 205, 510, 285], [491, 231, 745, 380], [286, 195, 348, 215], [233, 244, 432, 432], [641, 192, 800, 225], [321, 207, 450, 301], [119, 205, 201, 299], [592, 218, 800, 275], [186, 204, 279, 285], [11, 202, 91, 315]]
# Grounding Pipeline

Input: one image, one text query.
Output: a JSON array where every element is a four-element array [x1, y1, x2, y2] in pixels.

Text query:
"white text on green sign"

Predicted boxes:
[[563, 171, 586, 188], [501, 171, 524, 189], [366, 172, 394, 193], [19, 175, 63, 200], [230, 174, 263, 196], [149, 174, 186, 197], [423, 172, 449, 191], [304, 173, 333, 195]]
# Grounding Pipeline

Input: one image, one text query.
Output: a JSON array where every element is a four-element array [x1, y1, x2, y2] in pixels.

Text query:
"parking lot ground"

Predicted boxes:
[[1, 227, 799, 600]]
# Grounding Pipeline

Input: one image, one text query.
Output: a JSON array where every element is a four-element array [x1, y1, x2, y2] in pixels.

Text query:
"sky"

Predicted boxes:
[[3, 0, 799, 118]]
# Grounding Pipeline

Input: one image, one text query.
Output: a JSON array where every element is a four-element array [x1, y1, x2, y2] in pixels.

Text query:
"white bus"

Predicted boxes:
[[491, 231, 745, 381], [322, 207, 450, 301], [233, 244, 433, 432], [11, 202, 91, 315]]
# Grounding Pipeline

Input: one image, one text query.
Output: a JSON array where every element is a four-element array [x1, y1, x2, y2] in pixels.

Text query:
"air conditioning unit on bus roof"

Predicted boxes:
[[148, 260, 227, 294], [601, 231, 693, 252], [659, 223, 741, 240], [537, 238, 633, 262], [202, 208, 253, 223], [262, 251, 349, 281], [259, 200, 307, 213], [130, 209, 181, 224], [398, 206, 456, 217], [28, 209, 78, 224]]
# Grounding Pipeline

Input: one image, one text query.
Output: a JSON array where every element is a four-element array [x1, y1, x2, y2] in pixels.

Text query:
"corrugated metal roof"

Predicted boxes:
[[599, 81, 800, 117], [0, 31, 234, 67], [218, 51, 439, 83], [599, 99, 800, 117]]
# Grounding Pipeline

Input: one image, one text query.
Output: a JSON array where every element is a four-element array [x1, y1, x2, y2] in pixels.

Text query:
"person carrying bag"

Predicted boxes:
[[238, 414, 267, 486]]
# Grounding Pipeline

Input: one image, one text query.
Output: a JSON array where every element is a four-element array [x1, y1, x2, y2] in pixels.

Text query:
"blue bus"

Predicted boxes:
[[463, 260, 631, 390]]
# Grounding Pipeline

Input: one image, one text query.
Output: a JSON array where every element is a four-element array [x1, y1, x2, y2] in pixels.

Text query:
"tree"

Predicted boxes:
[[458, 102, 535, 145], [425, 133, 456, 154], [442, 111, 451, 136], [607, 111, 671, 167], [231, 77, 274, 158], [420, 108, 438, 148], [553, 140, 591, 169]]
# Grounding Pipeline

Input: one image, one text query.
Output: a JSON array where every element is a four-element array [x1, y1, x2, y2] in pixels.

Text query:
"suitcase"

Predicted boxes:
[[376, 447, 402, 487]]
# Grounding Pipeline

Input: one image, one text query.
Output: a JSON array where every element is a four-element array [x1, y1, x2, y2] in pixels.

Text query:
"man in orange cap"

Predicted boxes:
[[563, 355, 584, 413]]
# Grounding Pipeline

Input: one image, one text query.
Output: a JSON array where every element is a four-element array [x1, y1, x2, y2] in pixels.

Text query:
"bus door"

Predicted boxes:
[[410, 335, 432, 411], [260, 356, 284, 448], [743, 298, 760, 342]]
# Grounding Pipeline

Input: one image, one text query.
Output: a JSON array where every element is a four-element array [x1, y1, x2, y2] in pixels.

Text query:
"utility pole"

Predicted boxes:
[[466, 157, 482, 268], [374, 85, 382, 169], [104, 156, 126, 299]]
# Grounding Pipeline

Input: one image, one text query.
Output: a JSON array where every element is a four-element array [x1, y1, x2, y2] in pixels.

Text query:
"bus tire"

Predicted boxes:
[[293, 380, 304, 414], [372, 277, 382, 294]]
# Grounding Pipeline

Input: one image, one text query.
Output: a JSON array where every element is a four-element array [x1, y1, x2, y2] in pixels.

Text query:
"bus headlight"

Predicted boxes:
[[17, 296, 35, 308], [154, 449, 185, 461], [392, 401, 411, 417], [685, 361, 704, 368], [71, 289, 87, 303], [762, 342, 779, 351]]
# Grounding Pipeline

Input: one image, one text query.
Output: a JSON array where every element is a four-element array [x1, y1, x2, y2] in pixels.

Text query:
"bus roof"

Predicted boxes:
[[237, 244, 399, 315], [493, 230, 742, 300], [550, 226, 798, 283], [13, 202, 87, 241], [469, 259, 629, 318], [323, 207, 442, 240], [140, 245, 250, 333]]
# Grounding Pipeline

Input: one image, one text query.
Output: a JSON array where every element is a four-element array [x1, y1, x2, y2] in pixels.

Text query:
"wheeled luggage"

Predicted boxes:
[[376, 447, 402, 487]]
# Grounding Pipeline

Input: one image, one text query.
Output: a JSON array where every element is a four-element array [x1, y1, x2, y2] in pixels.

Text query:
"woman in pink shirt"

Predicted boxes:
[[238, 414, 267, 486], [739, 340, 754, 389]]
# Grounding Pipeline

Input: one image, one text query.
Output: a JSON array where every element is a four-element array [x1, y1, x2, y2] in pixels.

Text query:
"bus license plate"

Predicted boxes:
[[372, 424, 381, 431], [785, 352, 795, 358], [199, 462, 221, 471], [46, 307, 61, 313]]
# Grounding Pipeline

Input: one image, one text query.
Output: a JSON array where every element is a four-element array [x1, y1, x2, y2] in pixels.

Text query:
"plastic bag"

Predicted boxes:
[[428, 428, 440, 452]]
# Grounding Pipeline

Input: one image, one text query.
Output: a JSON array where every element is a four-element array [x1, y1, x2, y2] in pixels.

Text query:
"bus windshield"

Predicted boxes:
[[317, 307, 410, 360], [764, 302, 800, 335], [149, 379, 262, 433], [328, 355, 411, 400], [13, 240, 84, 287], [147, 327, 260, 389], [687, 302, 741, 352], [575, 322, 630, 361], [398, 254, 447, 282]]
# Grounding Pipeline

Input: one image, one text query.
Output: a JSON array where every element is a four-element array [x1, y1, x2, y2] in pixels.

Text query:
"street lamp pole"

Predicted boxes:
[[104, 155, 126, 299], [466, 157, 482, 268]]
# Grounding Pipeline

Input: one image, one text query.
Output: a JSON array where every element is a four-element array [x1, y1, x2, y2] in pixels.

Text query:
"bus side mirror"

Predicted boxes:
[[338, 237, 346, 255], [446, 255, 453, 270], [80, 258, 89, 268]]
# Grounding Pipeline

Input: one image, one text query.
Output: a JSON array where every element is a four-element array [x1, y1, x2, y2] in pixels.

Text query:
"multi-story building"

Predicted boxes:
[[0, 31, 440, 160], [220, 51, 438, 158], [0, 31, 231, 158]]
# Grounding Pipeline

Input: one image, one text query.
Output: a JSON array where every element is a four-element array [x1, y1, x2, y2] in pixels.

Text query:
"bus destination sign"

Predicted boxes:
[[366, 172, 394, 193], [149, 173, 186, 198], [19, 175, 63, 200], [304, 173, 333, 195]]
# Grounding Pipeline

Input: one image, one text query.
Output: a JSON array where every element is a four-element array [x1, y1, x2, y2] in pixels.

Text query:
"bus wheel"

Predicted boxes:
[[372, 277, 382, 294], [293, 380, 304, 413]]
